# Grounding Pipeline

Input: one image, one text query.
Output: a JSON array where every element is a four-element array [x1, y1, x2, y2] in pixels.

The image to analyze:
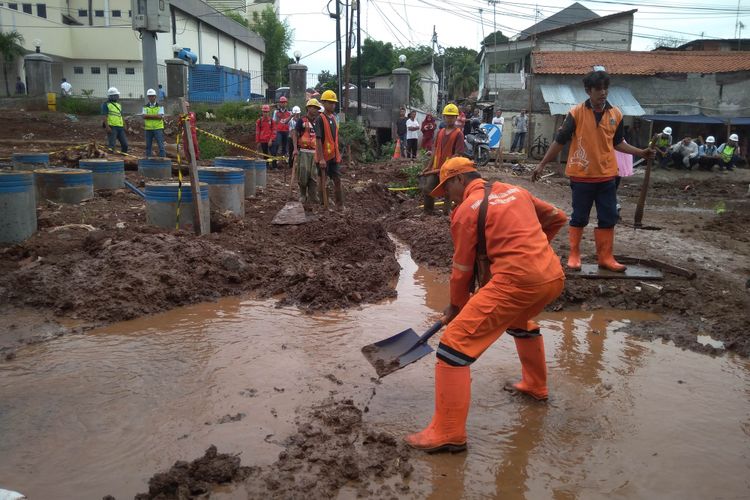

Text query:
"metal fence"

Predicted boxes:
[[50, 62, 168, 99]]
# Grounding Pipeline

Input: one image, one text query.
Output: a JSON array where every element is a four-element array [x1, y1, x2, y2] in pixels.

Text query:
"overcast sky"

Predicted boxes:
[[279, 0, 748, 75]]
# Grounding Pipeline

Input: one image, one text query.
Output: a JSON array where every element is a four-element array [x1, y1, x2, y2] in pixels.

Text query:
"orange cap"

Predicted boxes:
[[430, 157, 477, 197]]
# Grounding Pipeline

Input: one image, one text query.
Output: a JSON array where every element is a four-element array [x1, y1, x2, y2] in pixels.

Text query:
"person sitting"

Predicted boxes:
[[717, 134, 741, 172], [670, 136, 699, 170], [654, 126, 673, 168], [698, 136, 719, 171]]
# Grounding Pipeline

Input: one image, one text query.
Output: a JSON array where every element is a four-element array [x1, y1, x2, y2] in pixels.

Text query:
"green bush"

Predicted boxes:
[[400, 163, 423, 188], [192, 101, 261, 123], [339, 119, 372, 162], [197, 133, 228, 159], [58, 96, 101, 115]]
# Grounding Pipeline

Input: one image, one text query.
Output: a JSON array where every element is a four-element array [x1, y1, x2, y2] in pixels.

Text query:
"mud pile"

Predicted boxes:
[[242, 399, 413, 498], [133, 445, 249, 499]]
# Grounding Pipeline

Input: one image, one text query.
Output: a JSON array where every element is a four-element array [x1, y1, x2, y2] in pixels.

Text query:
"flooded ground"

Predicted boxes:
[[1, 247, 748, 499]]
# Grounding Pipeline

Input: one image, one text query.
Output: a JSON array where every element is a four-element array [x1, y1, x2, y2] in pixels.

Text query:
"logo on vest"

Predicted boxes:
[[570, 137, 590, 170]]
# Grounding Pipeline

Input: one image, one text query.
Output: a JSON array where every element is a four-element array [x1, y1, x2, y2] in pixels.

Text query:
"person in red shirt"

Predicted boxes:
[[421, 113, 436, 151], [405, 157, 568, 453], [273, 96, 292, 165], [532, 69, 653, 272], [256, 104, 276, 169]]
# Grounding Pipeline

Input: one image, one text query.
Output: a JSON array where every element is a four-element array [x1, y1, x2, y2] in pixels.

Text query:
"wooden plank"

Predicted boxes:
[[180, 98, 208, 236], [566, 264, 663, 280]]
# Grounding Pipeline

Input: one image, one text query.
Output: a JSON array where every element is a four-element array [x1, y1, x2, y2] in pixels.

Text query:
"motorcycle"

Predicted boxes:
[[463, 120, 491, 166]]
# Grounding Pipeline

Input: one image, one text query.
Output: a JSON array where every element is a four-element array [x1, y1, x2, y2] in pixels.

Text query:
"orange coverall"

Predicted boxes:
[[436, 178, 567, 366]]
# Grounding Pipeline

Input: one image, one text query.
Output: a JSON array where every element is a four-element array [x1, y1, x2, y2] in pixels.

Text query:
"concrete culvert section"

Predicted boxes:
[[0, 171, 37, 244], [34, 167, 94, 204]]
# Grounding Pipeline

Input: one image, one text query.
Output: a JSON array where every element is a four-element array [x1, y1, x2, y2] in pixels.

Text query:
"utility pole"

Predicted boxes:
[[356, 0, 362, 118], [336, 0, 342, 113], [132, 0, 169, 95], [489, 0, 498, 47], [431, 25, 437, 113]]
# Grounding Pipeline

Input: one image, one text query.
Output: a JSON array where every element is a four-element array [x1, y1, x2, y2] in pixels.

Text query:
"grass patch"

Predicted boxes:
[[57, 96, 101, 115], [197, 133, 228, 159]]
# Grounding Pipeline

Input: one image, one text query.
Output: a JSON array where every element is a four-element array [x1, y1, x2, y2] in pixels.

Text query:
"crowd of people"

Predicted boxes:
[[653, 126, 742, 172]]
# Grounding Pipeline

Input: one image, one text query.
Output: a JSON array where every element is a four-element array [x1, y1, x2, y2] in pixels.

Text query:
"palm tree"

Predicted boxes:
[[0, 31, 25, 97], [449, 56, 478, 100]]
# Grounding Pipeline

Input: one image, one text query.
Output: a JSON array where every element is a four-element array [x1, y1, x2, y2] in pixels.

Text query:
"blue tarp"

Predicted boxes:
[[728, 117, 750, 125]]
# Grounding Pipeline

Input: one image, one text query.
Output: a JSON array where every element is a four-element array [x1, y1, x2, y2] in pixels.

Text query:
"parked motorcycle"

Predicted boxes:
[[464, 119, 491, 166]]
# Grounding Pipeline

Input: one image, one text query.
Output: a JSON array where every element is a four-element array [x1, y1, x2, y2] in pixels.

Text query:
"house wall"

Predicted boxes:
[[536, 16, 633, 52]]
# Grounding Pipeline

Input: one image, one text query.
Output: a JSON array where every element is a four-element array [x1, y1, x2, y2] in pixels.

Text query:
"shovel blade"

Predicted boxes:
[[271, 201, 308, 225], [361, 328, 435, 377]]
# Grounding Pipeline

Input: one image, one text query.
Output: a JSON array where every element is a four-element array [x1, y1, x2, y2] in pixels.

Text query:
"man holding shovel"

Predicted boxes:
[[292, 99, 323, 210], [315, 90, 343, 209], [420, 103, 465, 214], [405, 157, 568, 453]]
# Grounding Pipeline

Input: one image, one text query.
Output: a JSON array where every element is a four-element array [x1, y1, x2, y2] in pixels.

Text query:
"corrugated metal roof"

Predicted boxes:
[[539, 84, 645, 116]]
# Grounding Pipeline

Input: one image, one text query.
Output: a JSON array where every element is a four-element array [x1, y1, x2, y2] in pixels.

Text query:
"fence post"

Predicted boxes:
[[391, 67, 411, 140], [24, 53, 53, 97], [288, 62, 308, 110]]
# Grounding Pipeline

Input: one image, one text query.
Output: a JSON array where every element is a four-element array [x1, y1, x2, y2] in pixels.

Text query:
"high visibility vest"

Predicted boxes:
[[143, 103, 164, 130], [720, 144, 736, 162], [106, 102, 124, 127], [565, 102, 622, 178], [317, 112, 341, 162], [431, 127, 461, 171], [298, 116, 317, 150], [655, 135, 670, 149]]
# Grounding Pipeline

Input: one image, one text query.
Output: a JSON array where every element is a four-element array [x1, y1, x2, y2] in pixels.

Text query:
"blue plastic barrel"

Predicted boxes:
[[0, 171, 37, 243], [214, 156, 255, 197], [253, 159, 268, 190], [80, 159, 125, 190], [12, 152, 49, 171], [198, 167, 245, 216], [138, 158, 172, 179], [144, 181, 210, 231], [35, 168, 94, 204]]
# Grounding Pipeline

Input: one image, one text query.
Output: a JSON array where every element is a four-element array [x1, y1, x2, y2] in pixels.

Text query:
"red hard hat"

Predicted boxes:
[[262, 104, 270, 111], [279, 96, 288, 103]]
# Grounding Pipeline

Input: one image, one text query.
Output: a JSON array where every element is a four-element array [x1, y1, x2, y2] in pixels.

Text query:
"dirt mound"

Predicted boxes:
[[243, 399, 413, 499], [133, 445, 249, 499]]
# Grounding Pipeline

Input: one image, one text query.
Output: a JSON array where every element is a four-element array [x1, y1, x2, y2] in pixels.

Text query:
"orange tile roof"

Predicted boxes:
[[533, 51, 750, 75]]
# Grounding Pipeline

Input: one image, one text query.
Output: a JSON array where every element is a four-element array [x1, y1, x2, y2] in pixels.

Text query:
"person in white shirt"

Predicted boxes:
[[60, 78, 72, 96], [491, 109, 505, 133], [405, 110, 420, 159]]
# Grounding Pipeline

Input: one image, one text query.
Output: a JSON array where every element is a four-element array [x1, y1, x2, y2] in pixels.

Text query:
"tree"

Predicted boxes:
[[251, 6, 294, 88], [651, 36, 687, 50], [481, 30, 509, 47], [436, 47, 479, 101], [0, 30, 25, 97], [317, 70, 337, 92], [225, 11, 249, 28]]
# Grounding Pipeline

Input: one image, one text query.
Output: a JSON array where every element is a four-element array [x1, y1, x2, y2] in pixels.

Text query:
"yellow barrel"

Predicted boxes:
[[47, 92, 56, 111]]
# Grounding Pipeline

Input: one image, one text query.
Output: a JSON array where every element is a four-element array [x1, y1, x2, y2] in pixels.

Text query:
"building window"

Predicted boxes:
[[78, 8, 86, 16], [108, 67, 117, 75], [21, 3, 31, 14], [91, 67, 101, 74], [8, 3, 18, 9], [125, 67, 135, 75], [94, 9, 103, 17], [111, 9, 121, 17], [128, 9, 131, 17], [73, 66, 83, 74], [36, 3, 45, 17]]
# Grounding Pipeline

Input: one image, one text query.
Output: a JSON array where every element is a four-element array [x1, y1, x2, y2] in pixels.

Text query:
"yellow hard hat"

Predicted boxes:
[[443, 103, 459, 116], [320, 90, 338, 103], [306, 98, 322, 108]]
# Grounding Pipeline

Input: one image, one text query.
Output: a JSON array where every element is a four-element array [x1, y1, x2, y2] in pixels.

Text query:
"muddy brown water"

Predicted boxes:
[[1, 245, 749, 499]]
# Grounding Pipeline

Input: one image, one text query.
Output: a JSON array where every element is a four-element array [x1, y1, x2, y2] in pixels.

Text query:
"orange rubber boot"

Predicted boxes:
[[404, 360, 470, 453], [567, 226, 583, 270], [509, 335, 548, 401], [594, 227, 626, 272]]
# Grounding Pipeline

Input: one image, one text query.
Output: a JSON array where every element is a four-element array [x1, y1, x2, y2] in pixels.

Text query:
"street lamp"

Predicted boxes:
[[32, 39, 41, 53], [399, 54, 406, 67], [294, 50, 302, 64]]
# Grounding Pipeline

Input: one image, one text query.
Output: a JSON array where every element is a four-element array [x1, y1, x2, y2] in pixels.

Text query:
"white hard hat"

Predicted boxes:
[[706, 136, 715, 143], [146, 88, 157, 96], [729, 133, 739, 141], [292, 105, 301, 114], [107, 87, 120, 96], [663, 127, 672, 135]]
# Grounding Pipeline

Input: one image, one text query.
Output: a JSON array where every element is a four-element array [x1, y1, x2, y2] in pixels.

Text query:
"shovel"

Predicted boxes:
[[361, 317, 445, 378]]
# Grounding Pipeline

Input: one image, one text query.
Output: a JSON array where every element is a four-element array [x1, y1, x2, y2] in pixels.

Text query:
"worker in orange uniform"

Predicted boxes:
[[405, 157, 568, 453], [532, 69, 653, 272], [292, 98, 323, 210], [420, 103, 465, 214], [315, 90, 343, 209], [255, 104, 276, 168]]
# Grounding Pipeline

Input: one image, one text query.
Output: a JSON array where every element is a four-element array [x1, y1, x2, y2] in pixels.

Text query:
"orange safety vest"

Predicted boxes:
[[432, 127, 462, 171], [298, 116, 317, 150], [565, 102, 623, 178], [317, 112, 341, 162]]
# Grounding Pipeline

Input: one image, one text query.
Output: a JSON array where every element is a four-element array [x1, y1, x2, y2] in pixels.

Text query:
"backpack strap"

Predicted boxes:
[[471, 182, 493, 292]]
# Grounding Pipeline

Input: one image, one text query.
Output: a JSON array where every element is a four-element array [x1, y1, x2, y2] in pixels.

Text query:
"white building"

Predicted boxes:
[[0, 0, 265, 98]]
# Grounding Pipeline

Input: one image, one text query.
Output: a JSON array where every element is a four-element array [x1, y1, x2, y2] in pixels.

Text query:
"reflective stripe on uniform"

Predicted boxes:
[[436, 342, 476, 366], [453, 262, 472, 272]]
